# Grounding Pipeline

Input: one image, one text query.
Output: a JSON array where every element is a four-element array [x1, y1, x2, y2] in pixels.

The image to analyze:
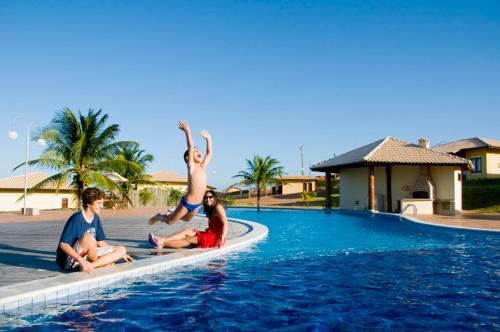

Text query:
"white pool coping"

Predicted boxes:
[[0, 218, 268, 316]]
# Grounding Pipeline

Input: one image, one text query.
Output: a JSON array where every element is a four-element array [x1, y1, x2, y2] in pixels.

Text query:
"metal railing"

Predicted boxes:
[[400, 204, 417, 218]]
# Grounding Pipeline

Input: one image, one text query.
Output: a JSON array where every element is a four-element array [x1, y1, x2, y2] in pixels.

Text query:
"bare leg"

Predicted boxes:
[[158, 228, 197, 244], [78, 234, 130, 268], [78, 233, 98, 258], [163, 235, 198, 248], [89, 246, 128, 268], [181, 207, 200, 222], [149, 202, 188, 225], [163, 204, 189, 224]]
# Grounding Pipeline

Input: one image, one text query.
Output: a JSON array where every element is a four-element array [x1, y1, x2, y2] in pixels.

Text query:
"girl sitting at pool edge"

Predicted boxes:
[[148, 190, 227, 249]]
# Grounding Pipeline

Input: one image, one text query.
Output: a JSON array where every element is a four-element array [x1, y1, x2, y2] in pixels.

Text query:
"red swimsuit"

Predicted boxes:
[[195, 214, 224, 248]]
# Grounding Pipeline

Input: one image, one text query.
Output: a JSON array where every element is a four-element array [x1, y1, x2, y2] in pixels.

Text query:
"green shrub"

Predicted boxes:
[[301, 191, 317, 206], [139, 189, 153, 206], [168, 188, 183, 206]]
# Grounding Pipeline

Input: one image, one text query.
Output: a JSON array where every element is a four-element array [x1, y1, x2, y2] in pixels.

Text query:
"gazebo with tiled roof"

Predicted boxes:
[[311, 137, 471, 213]]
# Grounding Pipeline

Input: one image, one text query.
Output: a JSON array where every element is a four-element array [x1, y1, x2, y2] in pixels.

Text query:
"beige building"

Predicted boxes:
[[433, 137, 500, 180], [274, 175, 318, 195], [145, 170, 189, 192], [0, 172, 78, 213], [311, 137, 471, 215]]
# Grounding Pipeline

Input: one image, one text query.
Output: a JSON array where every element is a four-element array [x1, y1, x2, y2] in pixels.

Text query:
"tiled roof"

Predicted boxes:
[[148, 170, 187, 183], [433, 137, 500, 154], [311, 137, 471, 172], [0, 172, 73, 190], [279, 175, 318, 181]]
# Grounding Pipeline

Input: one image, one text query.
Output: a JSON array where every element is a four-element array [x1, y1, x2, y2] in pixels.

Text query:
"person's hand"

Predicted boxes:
[[218, 237, 226, 248], [200, 130, 211, 140], [123, 254, 134, 263], [178, 120, 190, 132], [79, 259, 93, 273]]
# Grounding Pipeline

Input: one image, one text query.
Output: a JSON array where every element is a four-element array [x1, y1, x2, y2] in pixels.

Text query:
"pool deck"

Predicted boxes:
[[408, 211, 500, 231], [0, 208, 268, 315], [0, 207, 498, 315]]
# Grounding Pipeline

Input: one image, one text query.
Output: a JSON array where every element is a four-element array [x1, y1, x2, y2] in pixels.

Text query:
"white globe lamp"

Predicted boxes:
[[8, 130, 18, 140]]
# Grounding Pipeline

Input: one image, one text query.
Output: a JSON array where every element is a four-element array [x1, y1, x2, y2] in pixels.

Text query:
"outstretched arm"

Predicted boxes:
[[179, 121, 194, 164], [216, 204, 228, 248], [200, 129, 212, 167]]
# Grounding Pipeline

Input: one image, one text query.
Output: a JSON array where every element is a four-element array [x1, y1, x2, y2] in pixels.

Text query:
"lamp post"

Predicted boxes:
[[299, 145, 304, 176], [8, 120, 46, 215]]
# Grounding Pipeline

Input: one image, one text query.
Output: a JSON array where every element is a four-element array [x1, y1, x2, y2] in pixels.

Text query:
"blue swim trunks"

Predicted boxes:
[[181, 196, 202, 212]]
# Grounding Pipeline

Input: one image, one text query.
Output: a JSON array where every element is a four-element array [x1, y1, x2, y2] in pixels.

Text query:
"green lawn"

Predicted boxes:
[[463, 178, 500, 212]]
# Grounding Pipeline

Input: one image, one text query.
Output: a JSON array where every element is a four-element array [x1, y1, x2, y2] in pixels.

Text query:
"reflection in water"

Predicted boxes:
[[199, 259, 227, 296]]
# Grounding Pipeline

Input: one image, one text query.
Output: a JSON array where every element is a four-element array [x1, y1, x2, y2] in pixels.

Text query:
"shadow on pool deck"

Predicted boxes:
[[0, 214, 266, 316], [0, 211, 252, 288]]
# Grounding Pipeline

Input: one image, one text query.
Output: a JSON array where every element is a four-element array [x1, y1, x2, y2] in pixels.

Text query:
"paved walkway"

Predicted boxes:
[[412, 211, 500, 231], [0, 208, 248, 288]]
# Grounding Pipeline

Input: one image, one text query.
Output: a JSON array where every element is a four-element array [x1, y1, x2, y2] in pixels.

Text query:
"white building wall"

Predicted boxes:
[[486, 152, 500, 177], [339, 168, 368, 210], [390, 166, 421, 211], [0, 192, 78, 212], [339, 165, 463, 214], [430, 166, 463, 214]]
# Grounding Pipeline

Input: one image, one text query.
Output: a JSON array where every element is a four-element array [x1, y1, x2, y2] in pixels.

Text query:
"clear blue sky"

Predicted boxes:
[[1, 1, 499, 189]]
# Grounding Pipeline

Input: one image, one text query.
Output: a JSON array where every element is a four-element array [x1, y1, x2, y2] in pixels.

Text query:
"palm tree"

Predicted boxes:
[[14, 108, 142, 205], [233, 155, 283, 210], [115, 143, 157, 207]]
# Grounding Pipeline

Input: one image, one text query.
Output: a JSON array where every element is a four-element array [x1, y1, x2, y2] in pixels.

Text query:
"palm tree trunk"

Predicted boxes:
[[75, 175, 84, 209], [257, 185, 261, 211]]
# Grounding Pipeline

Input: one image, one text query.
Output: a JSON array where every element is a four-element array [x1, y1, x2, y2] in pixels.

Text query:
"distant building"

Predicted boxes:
[[274, 175, 318, 195], [0, 172, 78, 212], [433, 137, 500, 180], [145, 170, 189, 192], [311, 137, 471, 215], [224, 186, 248, 198]]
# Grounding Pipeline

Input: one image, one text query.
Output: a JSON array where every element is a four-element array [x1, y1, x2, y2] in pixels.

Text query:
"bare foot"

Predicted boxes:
[[148, 213, 163, 225]]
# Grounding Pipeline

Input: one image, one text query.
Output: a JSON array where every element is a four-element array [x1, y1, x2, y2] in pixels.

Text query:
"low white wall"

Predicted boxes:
[[401, 199, 433, 215], [0, 192, 78, 212]]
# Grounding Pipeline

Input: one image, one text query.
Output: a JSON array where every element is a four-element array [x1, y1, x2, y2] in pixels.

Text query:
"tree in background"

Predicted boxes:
[[115, 143, 156, 207], [15, 108, 142, 205], [233, 155, 283, 210]]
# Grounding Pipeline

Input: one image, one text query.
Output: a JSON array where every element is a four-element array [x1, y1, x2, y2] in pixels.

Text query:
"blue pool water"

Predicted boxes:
[[5, 209, 500, 331]]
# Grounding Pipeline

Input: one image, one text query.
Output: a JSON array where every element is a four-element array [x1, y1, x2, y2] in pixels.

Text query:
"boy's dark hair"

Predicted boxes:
[[82, 187, 105, 208], [183, 147, 199, 164]]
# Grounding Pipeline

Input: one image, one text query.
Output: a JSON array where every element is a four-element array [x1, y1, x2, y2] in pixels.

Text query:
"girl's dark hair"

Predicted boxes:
[[203, 190, 219, 218], [82, 187, 105, 208]]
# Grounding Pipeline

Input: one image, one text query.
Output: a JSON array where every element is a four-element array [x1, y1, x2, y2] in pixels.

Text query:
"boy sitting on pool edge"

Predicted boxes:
[[56, 187, 133, 273]]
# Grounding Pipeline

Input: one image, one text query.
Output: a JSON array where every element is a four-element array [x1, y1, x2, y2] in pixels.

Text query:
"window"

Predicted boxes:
[[471, 157, 482, 173]]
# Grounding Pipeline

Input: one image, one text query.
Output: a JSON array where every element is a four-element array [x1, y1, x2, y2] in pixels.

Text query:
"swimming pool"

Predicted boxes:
[[3, 209, 499, 330]]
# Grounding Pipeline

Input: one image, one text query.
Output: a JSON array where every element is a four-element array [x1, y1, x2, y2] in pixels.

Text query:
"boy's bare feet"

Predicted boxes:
[[148, 213, 163, 225]]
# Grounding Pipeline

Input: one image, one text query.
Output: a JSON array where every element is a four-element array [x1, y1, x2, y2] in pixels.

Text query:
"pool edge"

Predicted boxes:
[[0, 218, 268, 316]]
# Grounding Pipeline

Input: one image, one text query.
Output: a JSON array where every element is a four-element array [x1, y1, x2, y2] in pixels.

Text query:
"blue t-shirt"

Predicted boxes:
[[56, 211, 106, 268]]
